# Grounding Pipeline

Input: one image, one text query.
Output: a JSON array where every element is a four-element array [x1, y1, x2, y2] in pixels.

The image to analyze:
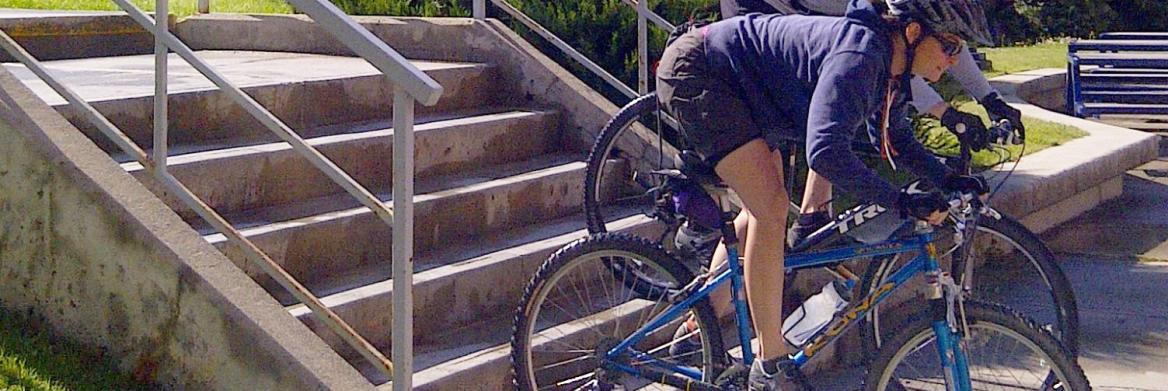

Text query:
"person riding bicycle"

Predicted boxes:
[[716, 0, 1026, 247], [654, 0, 993, 389]]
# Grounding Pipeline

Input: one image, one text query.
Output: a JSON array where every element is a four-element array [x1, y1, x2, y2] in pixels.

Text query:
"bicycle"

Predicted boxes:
[[580, 93, 1079, 356], [511, 174, 1090, 389]]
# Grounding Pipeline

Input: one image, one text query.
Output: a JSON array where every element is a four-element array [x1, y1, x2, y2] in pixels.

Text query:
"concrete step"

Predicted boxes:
[[410, 293, 663, 390], [5, 50, 504, 153], [202, 154, 598, 296], [1043, 164, 1168, 262], [0, 11, 158, 62], [122, 108, 561, 220], [286, 213, 666, 386]]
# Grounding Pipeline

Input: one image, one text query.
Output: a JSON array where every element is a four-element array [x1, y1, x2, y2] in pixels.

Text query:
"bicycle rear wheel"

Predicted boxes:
[[864, 300, 1090, 391], [859, 215, 1080, 357], [511, 233, 725, 390]]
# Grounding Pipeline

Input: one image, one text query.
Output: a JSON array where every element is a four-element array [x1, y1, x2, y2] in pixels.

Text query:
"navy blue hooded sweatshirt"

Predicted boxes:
[[703, 0, 950, 208]]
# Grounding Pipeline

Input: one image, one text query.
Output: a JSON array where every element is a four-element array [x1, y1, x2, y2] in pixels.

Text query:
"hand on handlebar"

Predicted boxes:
[[981, 92, 1026, 142], [897, 192, 948, 226], [941, 174, 989, 196], [988, 119, 1024, 146], [940, 108, 989, 152]]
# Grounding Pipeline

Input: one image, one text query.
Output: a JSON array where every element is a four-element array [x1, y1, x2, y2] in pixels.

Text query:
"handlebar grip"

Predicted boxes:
[[989, 119, 1023, 145]]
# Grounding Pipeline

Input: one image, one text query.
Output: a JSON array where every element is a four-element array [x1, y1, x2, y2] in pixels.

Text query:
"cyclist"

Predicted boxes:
[[655, 0, 992, 388], [717, 0, 1026, 247]]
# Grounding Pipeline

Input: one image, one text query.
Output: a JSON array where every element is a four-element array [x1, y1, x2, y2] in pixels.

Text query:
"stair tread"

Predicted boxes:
[[117, 106, 556, 167], [296, 213, 660, 386], [198, 152, 586, 241], [284, 210, 654, 310], [4, 50, 487, 106]]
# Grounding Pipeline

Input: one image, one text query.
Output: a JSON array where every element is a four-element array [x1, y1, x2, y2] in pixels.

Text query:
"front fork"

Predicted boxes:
[[954, 205, 1002, 296], [926, 250, 974, 391]]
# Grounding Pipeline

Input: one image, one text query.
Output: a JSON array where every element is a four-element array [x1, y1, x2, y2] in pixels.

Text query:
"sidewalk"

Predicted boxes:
[[1042, 135, 1168, 390], [1061, 256, 1168, 390]]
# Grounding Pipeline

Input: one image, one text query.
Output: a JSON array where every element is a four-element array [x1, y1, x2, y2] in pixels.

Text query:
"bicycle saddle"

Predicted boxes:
[[677, 150, 722, 186]]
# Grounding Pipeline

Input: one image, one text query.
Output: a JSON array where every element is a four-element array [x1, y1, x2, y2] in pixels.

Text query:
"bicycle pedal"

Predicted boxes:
[[778, 360, 815, 391], [714, 360, 749, 390]]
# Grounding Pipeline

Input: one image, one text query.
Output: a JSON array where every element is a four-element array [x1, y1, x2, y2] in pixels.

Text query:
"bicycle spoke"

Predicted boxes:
[[533, 353, 596, 373]]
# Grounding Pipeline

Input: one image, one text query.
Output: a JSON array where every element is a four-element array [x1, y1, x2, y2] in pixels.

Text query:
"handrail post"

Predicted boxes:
[[391, 87, 415, 390], [473, 0, 485, 20], [198, 0, 209, 14], [154, 0, 168, 174], [636, 0, 648, 94]]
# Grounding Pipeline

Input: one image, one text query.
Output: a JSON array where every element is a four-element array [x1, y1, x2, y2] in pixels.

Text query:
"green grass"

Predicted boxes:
[[0, 310, 144, 391], [0, 0, 292, 18], [981, 40, 1070, 78], [916, 101, 1086, 169]]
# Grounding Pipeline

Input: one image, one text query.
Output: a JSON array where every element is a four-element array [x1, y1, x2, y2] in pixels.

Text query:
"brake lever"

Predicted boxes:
[[989, 119, 1024, 146]]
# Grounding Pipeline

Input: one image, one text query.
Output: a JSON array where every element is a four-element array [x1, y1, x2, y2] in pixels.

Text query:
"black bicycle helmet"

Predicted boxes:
[[886, 0, 993, 46]]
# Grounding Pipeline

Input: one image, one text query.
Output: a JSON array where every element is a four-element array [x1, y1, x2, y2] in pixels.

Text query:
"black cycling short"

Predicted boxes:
[[656, 28, 771, 167]]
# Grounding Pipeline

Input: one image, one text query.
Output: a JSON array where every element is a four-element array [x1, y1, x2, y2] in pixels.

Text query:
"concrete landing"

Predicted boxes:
[[3, 50, 480, 105], [1063, 257, 1168, 390]]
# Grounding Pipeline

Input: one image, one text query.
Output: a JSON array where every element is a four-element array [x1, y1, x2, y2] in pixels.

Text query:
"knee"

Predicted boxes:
[[747, 193, 790, 230]]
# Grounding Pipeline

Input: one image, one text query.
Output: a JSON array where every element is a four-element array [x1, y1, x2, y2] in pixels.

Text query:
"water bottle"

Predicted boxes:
[[781, 279, 853, 347]]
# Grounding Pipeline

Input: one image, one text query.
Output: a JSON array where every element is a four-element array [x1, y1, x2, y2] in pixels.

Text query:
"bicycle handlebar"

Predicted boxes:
[[954, 119, 1020, 174]]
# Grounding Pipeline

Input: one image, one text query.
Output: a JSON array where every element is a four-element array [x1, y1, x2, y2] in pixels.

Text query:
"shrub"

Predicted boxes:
[[329, 0, 471, 17], [502, 0, 717, 101], [1106, 0, 1168, 32], [1015, 0, 1117, 39]]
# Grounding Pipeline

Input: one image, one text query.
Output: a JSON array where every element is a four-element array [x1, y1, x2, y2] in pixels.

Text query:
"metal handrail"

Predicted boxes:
[[0, 1, 438, 388], [113, 0, 402, 381], [288, 0, 442, 106], [488, 0, 637, 98], [476, 0, 675, 98], [621, 0, 675, 31]]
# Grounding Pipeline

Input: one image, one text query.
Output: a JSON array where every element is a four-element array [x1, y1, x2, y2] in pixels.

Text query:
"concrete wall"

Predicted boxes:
[[996, 68, 1069, 113], [989, 69, 1158, 233], [0, 65, 372, 390], [0, 12, 168, 62]]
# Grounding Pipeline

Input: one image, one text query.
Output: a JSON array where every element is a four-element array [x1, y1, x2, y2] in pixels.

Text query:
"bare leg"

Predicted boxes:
[[800, 169, 833, 215], [707, 209, 750, 319], [707, 149, 785, 320], [713, 139, 790, 361]]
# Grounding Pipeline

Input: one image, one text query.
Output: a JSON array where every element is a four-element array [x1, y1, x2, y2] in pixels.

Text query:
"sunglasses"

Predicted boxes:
[[934, 33, 965, 57]]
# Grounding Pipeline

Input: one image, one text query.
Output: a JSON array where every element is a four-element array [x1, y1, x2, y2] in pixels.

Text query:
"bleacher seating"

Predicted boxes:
[[1066, 33, 1168, 118]]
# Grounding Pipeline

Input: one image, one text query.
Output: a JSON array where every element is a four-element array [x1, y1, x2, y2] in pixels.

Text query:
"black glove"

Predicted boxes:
[[940, 108, 989, 152], [940, 174, 989, 195], [981, 92, 1026, 141], [896, 192, 949, 221]]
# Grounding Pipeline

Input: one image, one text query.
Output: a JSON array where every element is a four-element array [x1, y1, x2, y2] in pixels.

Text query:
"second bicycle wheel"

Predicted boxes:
[[584, 93, 683, 235], [864, 300, 1090, 391], [511, 233, 725, 390], [859, 214, 1080, 357]]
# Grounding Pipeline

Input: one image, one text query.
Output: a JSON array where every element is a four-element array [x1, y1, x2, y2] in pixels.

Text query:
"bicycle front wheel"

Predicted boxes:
[[864, 300, 1090, 391], [510, 233, 725, 390], [860, 215, 1080, 356]]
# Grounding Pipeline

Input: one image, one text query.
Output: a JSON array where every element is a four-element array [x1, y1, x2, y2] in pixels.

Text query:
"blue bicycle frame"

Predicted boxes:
[[601, 223, 975, 390]]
